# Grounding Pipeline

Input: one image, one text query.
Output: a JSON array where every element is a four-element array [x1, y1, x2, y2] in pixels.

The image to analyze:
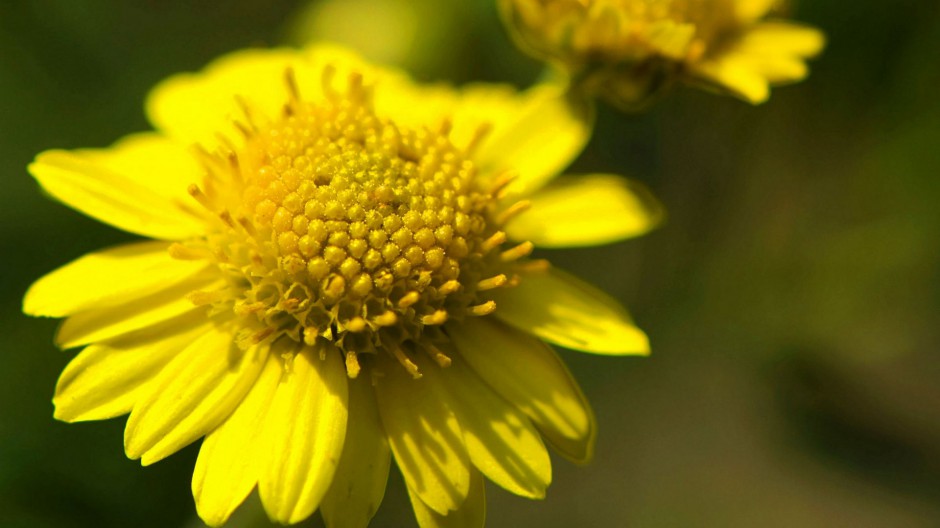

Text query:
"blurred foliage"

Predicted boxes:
[[1, 0, 939, 526]]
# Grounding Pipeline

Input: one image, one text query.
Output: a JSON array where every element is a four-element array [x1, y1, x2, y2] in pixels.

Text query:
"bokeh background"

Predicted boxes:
[[2, 1, 939, 526]]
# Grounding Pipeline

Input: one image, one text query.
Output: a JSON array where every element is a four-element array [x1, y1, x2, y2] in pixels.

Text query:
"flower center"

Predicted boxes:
[[525, 0, 738, 61], [177, 68, 527, 378], [612, 0, 735, 45]]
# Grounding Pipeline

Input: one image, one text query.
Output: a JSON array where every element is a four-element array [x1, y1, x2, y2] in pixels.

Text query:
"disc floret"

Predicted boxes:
[[177, 67, 530, 377]]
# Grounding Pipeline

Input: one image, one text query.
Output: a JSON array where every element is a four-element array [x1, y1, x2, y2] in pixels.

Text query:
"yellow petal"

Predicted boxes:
[[55, 276, 221, 349], [372, 72, 589, 199], [734, 0, 776, 24], [373, 78, 558, 172], [408, 469, 485, 528], [688, 54, 771, 103], [146, 49, 296, 148], [744, 54, 808, 82], [193, 353, 282, 527], [474, 83, 594, 197], [123, 325, 267, 465], [24, 241, 210, 318], [449, 318, 595, 463], [505, 174, 665, 247], [743, 22, 826, 57], [437, 356, 551, 498], [688, 22, 825, 104], [321, 377, 390, 528], [149, 45, 588, 198], [53, 315, 209, 422], [435, 84, 523, 150], [147, 45, 378, 149], [80, 133, 207, 203], [258, 345, 348, 525], [491, 266, 649, 355], [28, 134, 207, 240], [375, 356, 470, 515], [373, 81, 509, 141], [646, 20, 697, 59]]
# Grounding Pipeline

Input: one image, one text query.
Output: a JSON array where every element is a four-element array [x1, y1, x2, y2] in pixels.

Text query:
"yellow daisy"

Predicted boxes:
[[500, 0, 826, 107], [24, 45, 663, 527]]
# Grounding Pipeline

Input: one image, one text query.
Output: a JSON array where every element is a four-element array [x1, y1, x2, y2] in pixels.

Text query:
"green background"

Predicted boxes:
[[1, 1, 938, 526]]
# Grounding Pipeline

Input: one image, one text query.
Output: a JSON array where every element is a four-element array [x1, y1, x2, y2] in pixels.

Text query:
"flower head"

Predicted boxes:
[[24, 45, 662, 526], [501, 0, 825, 107]]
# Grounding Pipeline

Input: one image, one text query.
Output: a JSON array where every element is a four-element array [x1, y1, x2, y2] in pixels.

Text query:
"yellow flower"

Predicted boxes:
[[24, 45, 663, 527], [500, 0, 826, 107]]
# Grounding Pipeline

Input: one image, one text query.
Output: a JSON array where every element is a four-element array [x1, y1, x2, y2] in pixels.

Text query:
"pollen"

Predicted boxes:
[[183, 67, 525, 377]]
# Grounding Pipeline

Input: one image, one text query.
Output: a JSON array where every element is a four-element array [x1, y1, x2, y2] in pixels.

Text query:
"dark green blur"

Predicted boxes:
[[1, 1, 938, 526]]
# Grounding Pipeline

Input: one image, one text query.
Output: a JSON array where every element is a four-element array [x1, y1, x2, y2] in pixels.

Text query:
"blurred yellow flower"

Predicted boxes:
[[24, 45, 663, 526], [500, 0, 825, 107]]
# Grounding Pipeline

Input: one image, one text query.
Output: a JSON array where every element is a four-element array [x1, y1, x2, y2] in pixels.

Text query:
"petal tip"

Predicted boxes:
[[21, 286, 45, 317], [51, 400, 75, 423]]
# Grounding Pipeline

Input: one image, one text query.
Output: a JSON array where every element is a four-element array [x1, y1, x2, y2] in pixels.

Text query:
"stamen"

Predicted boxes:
[[496, 200, 531, 224], [467, 301, 497, 316], [420, 310, 448, 325], [168, 242, 211, 260], [438, 117, 453, 137], [321, 64, 338, 100], [236, 216, 257, 237], [345, 350, 361, 379], [284, 67, 300, 104], [187, 184, 214, 212], [391, 346, 422, 379], [280, 298, 301, 311], [347, 72, 364, 101], [191, 143, 212, 159], [398, 291, 421, 309], [501, 241, 534, 261], [234, 95, 260, 131], [234, 301, 267, 316], [489, 169, 518, 198], [373, 311, 398, 326], [477, 274, 508, 291], [233, 120, 253, 139], [424, 343, 452, 368], [243, 327, 275, 347], [438, 280, 461, 294], [302, 328, 318, 346], [280, 351, 295, 373], [464, 122, 493, 155], [323, 276, 346, 302], [218, 210, 236, 229], [345, 317, 367, 333], [481, 231, 507, 253], [213, 247, 230, 264], [214, 132, 238, 152], [515, 258, 550, 272], [227, 150, 240, 170], [186, 289, 227, 306]]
